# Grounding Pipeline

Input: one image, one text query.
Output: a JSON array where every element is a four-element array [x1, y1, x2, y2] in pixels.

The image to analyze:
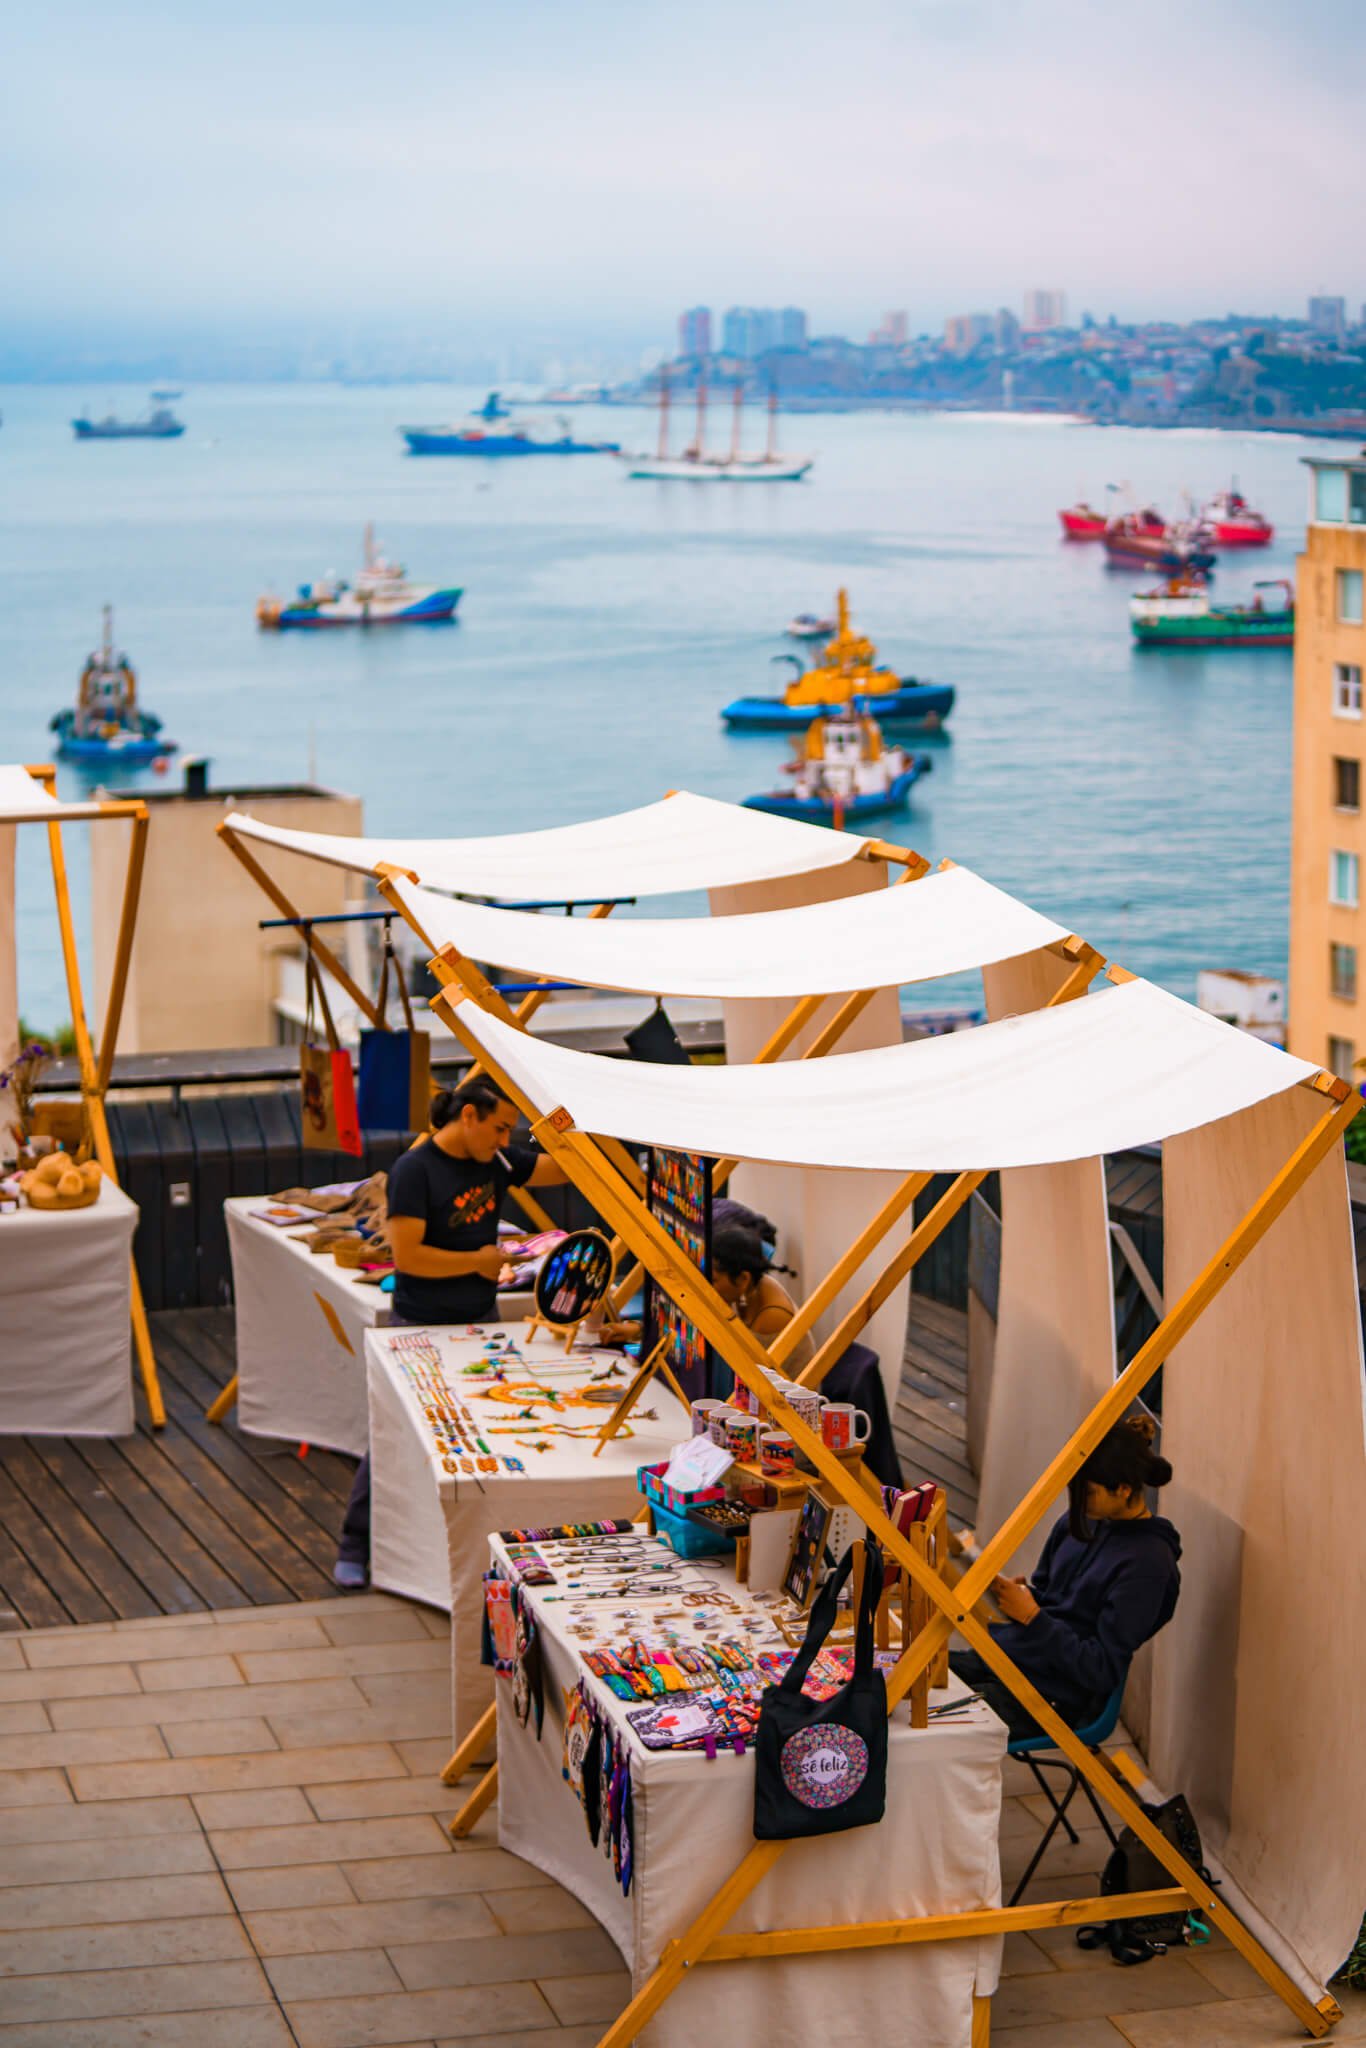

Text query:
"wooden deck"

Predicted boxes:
[[0, 1310, 354, 1632], [895, 1294, 977, 1523], [0, 1297, 973, 1632]]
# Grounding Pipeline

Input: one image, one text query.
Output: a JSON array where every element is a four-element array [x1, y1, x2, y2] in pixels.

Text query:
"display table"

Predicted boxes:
[[364, 1323, 690, 1738], [225, 1196, 531, 1455], [489, 1528, 1005, 2048], [0, 1178, 136, 1436]]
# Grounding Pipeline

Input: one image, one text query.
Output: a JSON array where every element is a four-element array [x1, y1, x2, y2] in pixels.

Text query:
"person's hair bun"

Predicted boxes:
[[1146, 1451, 1174, 1488], [1124, 1414, 1158, 1448]]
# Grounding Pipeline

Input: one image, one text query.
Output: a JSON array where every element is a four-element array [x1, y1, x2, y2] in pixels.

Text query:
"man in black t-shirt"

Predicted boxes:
[[334, 1077, 566, 1586]]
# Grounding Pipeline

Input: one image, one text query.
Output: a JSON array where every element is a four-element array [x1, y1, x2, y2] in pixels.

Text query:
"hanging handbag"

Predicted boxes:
[[299, 947, 363, 1157], [357, 924, 432, 1134], [753, 1537, 888, 1840]]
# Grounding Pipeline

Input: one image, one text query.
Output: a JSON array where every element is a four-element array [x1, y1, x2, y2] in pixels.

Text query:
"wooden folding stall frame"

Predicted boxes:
[[429, 968, 1356, 2048], [9, 766, 162, 1424]]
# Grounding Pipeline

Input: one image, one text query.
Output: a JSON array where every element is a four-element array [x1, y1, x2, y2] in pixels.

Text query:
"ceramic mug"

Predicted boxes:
[[779, 1383, 826, 1434], [760, 1428, 797, 1475], [691, 1398, 728, 1438], [724, 1411, 762, 1463], [821, 1402, 871, 1451], [732, 1367, 786, 1415], [707, 1404, 744, 1448]]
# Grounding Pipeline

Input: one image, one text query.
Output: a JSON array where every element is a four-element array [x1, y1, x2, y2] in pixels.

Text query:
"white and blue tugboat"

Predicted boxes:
[[742, 711, 931, 826], [49, 608, 176, 766]]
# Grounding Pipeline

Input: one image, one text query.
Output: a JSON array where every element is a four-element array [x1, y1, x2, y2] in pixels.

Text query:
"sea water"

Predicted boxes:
[[0, 381, 1334, 1034]]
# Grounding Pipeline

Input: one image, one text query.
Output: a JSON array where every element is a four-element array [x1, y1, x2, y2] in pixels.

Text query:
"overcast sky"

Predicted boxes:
[[5, 0, 1363, 347]]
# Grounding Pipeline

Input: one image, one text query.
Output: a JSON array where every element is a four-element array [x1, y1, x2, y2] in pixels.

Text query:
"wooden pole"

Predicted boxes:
[[217, 822, 382, 1027], [441, 1701, 496, 1786], [94, 805, 149, 1098], [698, 1889, 1189, 1960], [449, 1759, 498, 1839], [430, 995, 1351, 2045]]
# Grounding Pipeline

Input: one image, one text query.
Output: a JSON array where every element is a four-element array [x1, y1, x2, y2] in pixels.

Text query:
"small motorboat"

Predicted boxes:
[[742, 711, 931, 826], [257, 525, 461, 627], [49, 607, 176, 765], [723, 589, 955, 733], [1202, 484, 1274, 548], [1059, 502, 1108, 540], [1130, 575, 1294, 648], [786, 611, 837, 639]]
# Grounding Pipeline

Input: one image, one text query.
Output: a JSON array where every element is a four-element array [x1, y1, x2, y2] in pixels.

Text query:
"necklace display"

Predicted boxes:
[[385, 1330, 637, 1473]]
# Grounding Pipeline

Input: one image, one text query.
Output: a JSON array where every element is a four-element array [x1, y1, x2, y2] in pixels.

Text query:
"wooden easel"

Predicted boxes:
[[431, 971, 1357, 2047], [9, 766, 164, 1426]]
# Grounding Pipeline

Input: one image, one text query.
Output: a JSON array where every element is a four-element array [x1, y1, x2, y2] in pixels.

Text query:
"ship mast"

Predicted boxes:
[[767, 383, 777, 462], [101, 604, 113, 666], [730, 381, 743, 463], [363, 522, 376, 571], [690, 370, 707, 461], [656, 366, 670, 460]]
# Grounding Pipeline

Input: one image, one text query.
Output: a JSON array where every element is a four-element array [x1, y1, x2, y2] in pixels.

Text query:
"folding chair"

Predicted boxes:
[[1007, 1675, 1128, 1905]]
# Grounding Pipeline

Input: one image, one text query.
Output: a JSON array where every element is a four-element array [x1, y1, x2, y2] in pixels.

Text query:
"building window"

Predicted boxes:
[[1335, 757, 1362, 810], [1330, 942, 1358, 1000], [1335, 663, 1363, 716], [1331, 850, 1360, 908], [1328, 1035, 1357, 1081], [1353, 474, 1366, 524], [1338, 570, 1364, 625], [1316, 468, 1348, 523]]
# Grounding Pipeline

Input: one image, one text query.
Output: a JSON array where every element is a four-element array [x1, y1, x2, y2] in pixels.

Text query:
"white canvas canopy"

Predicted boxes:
[[390, 865, 1070, 997], [0, 764, 121, 825], [439, 975, 1320, 1171], [220, 790, 876, 898]]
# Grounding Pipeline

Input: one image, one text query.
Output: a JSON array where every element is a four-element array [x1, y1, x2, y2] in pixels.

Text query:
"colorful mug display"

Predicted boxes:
[[760, 1428, 796, 1474], [690, 1399, 728, 1438]]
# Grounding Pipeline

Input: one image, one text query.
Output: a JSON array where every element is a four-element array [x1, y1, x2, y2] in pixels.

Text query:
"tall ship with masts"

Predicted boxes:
[[625, 372, 812, 481]]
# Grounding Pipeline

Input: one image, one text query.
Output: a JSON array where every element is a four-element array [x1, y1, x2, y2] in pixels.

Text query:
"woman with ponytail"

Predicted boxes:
[[949, 1414, 1181, 1740]]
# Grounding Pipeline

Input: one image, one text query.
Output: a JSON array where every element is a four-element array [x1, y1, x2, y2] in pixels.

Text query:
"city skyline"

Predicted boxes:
[[5, 0, 1366, 350]]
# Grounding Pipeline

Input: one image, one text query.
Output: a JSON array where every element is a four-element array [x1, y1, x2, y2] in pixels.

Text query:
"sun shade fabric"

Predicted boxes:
[[391, 866, 1070, 997], [220, 791, 870, 898], [0, 765, 117, 824], [442, 977, 1321, 1171]]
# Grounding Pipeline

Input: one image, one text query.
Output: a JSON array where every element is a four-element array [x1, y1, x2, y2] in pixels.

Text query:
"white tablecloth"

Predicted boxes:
[[491, 1533, 1005, 2048], [364, 1323, 690, 1739], [0, 1179, 136, 1435], [225, 1196, 530, 1456]]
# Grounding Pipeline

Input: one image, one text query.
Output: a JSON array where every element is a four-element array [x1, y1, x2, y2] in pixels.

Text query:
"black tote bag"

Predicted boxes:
[[753, 1538, 888, 1840]]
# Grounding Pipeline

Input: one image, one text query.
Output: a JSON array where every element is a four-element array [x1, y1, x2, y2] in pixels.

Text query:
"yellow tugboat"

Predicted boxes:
[[721, 590, 955, 732]]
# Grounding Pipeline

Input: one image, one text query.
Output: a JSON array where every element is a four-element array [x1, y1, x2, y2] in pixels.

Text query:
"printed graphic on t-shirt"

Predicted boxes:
[[449, 1180, 497, 1232]]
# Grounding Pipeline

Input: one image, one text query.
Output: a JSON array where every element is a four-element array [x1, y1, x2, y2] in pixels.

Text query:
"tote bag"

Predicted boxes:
[[300, 949, 363, 1157], [753, 1537, 888, 1840], [357, 929, 431, 1134]]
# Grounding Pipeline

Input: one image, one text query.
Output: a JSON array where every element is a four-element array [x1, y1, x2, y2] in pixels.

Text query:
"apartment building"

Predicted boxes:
[[1288, 452, 1366, 1074]]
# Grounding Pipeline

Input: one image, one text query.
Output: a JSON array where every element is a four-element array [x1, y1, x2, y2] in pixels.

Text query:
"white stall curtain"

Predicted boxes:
[[1149, 1090, 1366, 1997], [974, 948, 1118, 1574]]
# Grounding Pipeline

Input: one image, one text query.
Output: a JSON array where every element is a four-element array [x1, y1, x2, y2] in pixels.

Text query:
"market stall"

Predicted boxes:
[[223, 1194, 534, 1456], [0, 764, 160, 1425], [363, 1319, 689, 1730], [430, 971, 1361, 2047], [488, 1526, 1004, 2048], [0, 1176, 137, 1434]]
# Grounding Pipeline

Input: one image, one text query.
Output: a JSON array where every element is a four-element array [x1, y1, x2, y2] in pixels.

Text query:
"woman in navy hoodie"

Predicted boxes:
[[950, 1415, 1181, 1740]]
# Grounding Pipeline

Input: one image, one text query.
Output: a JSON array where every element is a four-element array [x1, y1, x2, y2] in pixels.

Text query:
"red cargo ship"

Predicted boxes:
[[1059, 502, 1108, 540]]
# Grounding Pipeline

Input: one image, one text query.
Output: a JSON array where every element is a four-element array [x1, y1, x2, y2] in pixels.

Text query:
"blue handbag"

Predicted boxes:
[[357, 928, 431, 1133]]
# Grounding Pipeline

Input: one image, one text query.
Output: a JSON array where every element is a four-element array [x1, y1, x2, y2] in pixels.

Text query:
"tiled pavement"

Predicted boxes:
[[0, 1595, 1360, 2046]]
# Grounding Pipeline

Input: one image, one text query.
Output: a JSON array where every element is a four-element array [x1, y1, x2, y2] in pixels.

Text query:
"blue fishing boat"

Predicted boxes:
[[722, 590, 954, 733], [72, 400, 185, 440], [742, 712, 931, 825], [50, 608, 175, 766], [257, 527, 461, 629]]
